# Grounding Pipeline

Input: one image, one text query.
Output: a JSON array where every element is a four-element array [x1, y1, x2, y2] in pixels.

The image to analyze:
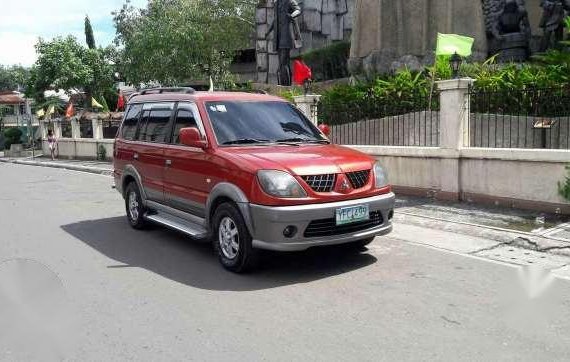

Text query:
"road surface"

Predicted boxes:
[[1, 162, 569, 361]]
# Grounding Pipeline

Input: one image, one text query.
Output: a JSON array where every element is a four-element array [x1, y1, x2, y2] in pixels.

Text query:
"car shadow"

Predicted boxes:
[[61, 217, 377, 292]]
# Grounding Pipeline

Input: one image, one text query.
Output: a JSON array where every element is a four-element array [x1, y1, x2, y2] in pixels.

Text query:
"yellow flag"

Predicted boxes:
[[47, 105, 55, 115], [36, 108, 45, 117], [92, 97, 104, 109]]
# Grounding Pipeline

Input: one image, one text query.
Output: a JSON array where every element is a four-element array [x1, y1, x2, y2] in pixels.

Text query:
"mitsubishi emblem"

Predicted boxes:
[[340, 179, 350, 191]]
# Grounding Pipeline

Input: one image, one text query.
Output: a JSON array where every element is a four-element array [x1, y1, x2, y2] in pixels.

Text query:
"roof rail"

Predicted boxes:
[[139, 87, 196, 95]]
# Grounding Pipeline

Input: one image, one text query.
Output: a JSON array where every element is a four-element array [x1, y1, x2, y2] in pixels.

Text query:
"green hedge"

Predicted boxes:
[[293, 41, 350, 82]]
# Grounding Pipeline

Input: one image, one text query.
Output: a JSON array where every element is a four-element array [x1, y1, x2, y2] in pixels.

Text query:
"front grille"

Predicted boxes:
[[302, 174, 336, 193], [304, 211, 383, 238], [346, 170, 371, 189]]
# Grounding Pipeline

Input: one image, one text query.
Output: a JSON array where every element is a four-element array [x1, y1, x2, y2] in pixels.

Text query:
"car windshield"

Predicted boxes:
[[205, 101, 328, 145]]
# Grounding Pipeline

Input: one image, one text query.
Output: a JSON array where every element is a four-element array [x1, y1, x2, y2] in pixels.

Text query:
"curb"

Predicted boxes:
[[0, 158, 112, 176]]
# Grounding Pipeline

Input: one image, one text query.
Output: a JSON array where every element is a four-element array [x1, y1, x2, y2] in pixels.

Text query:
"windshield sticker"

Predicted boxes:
[[209, 104, 227, 113]]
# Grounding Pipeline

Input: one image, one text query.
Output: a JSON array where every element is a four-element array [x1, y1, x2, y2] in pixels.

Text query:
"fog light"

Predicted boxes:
[[283, 226, 297, 238]]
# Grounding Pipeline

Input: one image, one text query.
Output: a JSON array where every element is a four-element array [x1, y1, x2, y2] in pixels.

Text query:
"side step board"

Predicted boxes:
[[145, 212, 208, 239]]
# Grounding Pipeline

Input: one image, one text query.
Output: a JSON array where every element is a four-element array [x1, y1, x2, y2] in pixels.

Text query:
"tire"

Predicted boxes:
[[124, 182, 147, 229], [212, 202, 258, 273]]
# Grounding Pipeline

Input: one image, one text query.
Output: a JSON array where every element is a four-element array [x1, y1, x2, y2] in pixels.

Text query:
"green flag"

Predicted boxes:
[[436, 33, 474, 57]]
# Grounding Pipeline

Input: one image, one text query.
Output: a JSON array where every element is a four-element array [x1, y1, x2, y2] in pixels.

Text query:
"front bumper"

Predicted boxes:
[[249, 192, 395, 251]]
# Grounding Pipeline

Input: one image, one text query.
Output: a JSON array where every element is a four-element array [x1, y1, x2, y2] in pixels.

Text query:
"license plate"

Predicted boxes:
[[335, 204, 369, 225]]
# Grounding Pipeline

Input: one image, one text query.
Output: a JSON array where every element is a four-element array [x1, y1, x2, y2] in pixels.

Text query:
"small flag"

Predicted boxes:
[[436, 33, 474, 57], [36, 108, 45, 117], [293, 59, 312, 85], [47, 104, 55, 115], [92, 97, 104, 109], [116, 92, 125, 112], [65, 102, 75, 118]]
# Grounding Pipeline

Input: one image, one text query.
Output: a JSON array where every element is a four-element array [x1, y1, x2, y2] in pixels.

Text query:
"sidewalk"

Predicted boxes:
[[0, 155, 112, 175]]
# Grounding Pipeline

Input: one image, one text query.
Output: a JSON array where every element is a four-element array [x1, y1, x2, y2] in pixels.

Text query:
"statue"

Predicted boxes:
[[266, 0, 303, 86], [539, 0, 570, 51], [482, 0, 531, 61]]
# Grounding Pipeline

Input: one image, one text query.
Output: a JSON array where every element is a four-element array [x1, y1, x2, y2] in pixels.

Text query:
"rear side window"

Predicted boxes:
[[138, 108, 172, 143], [172, 109, 198, 144], [121, 104, 142, 140]]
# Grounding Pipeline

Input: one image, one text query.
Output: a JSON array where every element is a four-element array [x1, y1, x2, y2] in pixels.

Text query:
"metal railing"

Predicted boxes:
[[469, 87, 570, 149], [102, 120, 120, 139], [319, 90, 440, 147]]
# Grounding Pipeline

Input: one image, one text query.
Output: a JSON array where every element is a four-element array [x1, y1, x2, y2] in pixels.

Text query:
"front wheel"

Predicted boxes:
[[212, 202, 258, 273]]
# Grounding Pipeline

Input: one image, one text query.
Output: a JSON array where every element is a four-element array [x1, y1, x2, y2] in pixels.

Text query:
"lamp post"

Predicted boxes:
[[449, 52, 462, 79]]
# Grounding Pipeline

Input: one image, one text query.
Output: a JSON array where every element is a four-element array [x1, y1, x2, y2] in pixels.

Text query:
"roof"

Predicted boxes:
[[0, 91, 25, 105], [128, 91, 285, 104]]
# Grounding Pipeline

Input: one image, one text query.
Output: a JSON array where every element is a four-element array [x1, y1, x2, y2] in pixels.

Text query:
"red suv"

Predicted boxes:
[[114, 88, 394, 272]]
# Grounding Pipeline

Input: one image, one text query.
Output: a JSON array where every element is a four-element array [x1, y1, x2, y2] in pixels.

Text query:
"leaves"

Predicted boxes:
[[112, 0, 255, 87], [0, 65, 30, 91]]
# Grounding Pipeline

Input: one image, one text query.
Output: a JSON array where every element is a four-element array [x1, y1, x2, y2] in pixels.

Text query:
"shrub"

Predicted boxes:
[[3, 128, 23, 150], [97, 144, 107, 160]]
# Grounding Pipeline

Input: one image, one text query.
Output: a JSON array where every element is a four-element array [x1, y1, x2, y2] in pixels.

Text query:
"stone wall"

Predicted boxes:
[[256, 0, 355, 84]]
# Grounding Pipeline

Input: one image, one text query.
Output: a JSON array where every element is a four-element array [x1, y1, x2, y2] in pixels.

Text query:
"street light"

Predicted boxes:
[[449, 52, 462, 79]]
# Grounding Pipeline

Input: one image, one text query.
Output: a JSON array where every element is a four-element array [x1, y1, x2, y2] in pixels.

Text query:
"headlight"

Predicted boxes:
[[373, 162, 388, 188], [257, 170, 307, 198]]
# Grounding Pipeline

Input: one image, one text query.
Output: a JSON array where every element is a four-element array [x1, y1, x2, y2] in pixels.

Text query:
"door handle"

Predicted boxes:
[[165, 159, 172, 166], [133, 152, 139, 160]]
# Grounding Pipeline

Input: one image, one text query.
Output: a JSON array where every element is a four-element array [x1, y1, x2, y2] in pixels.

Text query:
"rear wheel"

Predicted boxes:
[[125, 182, 147, 229], [212, 202, 258, 273]]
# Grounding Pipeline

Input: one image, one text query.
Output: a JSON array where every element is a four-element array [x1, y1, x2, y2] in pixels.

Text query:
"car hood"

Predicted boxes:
[[222, 144, 375, 175]]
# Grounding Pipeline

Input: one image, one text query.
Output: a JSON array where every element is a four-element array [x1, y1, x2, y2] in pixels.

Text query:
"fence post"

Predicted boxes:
[[92, 118, 103, 139], [435, 78, 473, 201], [52, 118, 62, 139], [436, 78, 473, 149], [71, 118, 81, 139], [293, 94, 322, 126]]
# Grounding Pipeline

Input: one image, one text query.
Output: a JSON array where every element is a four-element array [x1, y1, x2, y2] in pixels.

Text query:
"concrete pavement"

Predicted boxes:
[[1, 162, 570, 361]]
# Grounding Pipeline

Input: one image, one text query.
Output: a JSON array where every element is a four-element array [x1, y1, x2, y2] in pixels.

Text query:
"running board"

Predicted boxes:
[[145, 212, 208, 239]]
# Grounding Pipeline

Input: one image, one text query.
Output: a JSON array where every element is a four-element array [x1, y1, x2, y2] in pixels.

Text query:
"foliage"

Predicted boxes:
[[0, 65, 30, 91], [3, 128, 23, 149], [293, 42, 351, 82], [85, 16, 96, 50], [112, 0, 255, 87], [36, 96, 65, 117], [26, 36, 115, 108], [560, 166, 570, 201], [97, 144, 107, 160], [277, 87, 304, 102]]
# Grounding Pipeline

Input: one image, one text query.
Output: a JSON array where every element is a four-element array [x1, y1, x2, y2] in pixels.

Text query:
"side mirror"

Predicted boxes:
[[179, 127, 207, 149], [318, 123, 331, 137]]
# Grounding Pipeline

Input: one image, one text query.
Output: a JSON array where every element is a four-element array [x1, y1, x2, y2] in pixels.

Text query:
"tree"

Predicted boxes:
[[26, 36, 115, 107], [112, 0, 256, 87], [0, 66, 31, 91], [85, 15, 96, 50]]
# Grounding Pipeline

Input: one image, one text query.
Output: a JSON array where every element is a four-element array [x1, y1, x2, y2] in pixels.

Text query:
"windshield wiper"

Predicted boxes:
[[223, 138, 270, 145], [276, 138, 330, 144]]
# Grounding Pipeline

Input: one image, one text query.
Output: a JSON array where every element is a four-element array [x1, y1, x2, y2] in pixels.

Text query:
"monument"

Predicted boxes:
[[539, 0, 570, 51]]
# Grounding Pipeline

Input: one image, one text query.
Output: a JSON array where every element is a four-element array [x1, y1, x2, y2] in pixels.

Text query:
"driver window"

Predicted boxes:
[[172, 108, 198, 144]]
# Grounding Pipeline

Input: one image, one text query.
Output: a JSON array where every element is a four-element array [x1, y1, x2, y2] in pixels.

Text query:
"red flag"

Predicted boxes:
[[293, 60, 312, 86], [116, 91, 125, 112], [65, 102, 74, 118]]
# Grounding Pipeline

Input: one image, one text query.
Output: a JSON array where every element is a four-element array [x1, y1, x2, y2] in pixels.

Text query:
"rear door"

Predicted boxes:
[[163, 102, 211, 217], [135, 102, 175, 203]]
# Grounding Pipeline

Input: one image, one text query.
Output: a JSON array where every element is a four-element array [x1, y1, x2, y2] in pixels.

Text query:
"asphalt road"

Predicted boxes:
[[1, 163, 570, 361]]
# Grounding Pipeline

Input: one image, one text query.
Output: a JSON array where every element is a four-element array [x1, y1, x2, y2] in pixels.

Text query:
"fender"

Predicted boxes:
[[121, 164, 148, 206], [206, 182, 255, 235]]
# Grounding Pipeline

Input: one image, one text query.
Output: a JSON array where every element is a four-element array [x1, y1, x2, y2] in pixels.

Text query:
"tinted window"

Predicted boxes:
[[138, 109, 172, 143], [172, 109, 198, 144], [206, 101, 326, 145], [121, 104, 142, 140]]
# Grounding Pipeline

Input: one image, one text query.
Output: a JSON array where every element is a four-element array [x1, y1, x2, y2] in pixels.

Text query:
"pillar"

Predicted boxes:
[[92, 118, 103, 139], [71, 118, 81, 139], [436, 78, 474, 201], [293, 94, 322, 125]]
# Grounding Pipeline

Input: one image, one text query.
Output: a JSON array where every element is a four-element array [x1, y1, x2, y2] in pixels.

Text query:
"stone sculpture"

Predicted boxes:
[[482, 0, 531, 61], [539, 0, 570, 51]]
